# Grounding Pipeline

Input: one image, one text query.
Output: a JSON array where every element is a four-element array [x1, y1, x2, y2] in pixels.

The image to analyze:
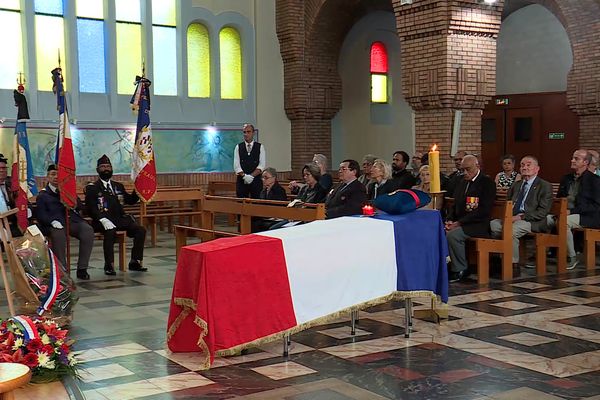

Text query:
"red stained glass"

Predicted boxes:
[[370, 42, 388, 74]]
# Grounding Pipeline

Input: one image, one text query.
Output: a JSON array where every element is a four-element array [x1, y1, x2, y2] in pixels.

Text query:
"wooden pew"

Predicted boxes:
[[174, 225, 240, 259], [573, 227, 600, 269], [522, 198, 568, 275], [139, 187, 204, 247]]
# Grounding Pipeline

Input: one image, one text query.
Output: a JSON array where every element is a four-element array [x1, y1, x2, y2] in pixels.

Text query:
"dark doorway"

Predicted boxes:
[[481, 92, 579, 183]]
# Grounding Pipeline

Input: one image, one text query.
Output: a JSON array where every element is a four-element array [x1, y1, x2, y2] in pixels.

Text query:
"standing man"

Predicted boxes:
[[445, 155, 496, 282], [36, 165, 95, 280], [325, 159, 367, 219], [552, 149, 600, 269], [391, 150, 416, 189], [233, 124, 265, 199], [490, 156, 552, 276], [85, 155, 147, 275], [0, 153, 21, 237]]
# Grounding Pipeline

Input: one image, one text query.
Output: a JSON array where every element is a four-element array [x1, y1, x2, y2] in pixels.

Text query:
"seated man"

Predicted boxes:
[[85, 155, 147, 275], [36, 165, 95, 279], [445, 155, 496, 282], [391, 151, 416, 189], [325, 159, 367, 219], [490, 156, 552, 276], [551, 149, 600, 269]]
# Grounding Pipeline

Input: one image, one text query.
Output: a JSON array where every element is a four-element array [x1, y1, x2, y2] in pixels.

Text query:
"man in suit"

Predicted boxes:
[[490, 156, 552, 276], [551, 149, 600, 269], [391, 151, 416, 189], [233, 124, 265, 199], [444, 150, 467, 197], [36, 165, 95, 280], [85, 155, 147, 275], [325, 159, 367, 219], [445, 155, 496, 282]]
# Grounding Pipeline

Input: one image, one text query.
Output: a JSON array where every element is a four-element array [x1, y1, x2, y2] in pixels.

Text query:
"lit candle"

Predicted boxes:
[[362, 205, 374, 216], [429, 144, 441, 193]]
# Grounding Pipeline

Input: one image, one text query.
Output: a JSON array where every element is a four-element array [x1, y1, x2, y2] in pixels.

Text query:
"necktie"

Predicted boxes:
[[106, 183, 113, 195], [0, 187, 8, 213], [246, 143, 252, 154], [513, 181, 528, 215]]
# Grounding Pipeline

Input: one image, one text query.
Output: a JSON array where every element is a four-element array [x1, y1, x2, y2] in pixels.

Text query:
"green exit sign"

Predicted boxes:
[[548, 132, 565, 140], [495, 98, 509, 105]]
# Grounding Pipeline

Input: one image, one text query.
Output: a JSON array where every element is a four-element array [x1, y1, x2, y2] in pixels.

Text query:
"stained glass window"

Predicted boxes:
[[76, 0, 103, 19], [78, 19, 106, 93], [0, 10, 22, 89], [115, 0, 140, 23], [35, 15, 66, 91], [152, 0, 175, 26], [116, 22, 142, 94], [0, 0, 19, 10], [187, 23, 210, 98], [35, 0, 63, 15], [219, 27, 242, 100], [370, 42, 388, 103], [153, 26, 177, 95]]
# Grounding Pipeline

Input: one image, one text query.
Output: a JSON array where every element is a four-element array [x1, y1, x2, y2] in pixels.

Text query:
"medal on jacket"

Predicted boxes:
[[466, 196, 479, 211], [97, 195, 108, 211]]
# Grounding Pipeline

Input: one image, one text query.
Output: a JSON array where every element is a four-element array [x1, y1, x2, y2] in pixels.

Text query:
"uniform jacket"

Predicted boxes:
[[85, 179, 139, 224], [36, 184, 86, 235], [325, 179, 367, 219], [449, 172, 496, 237]]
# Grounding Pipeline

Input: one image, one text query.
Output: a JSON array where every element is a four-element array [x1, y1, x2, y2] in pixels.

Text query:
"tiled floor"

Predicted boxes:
[[2, 230, 600, 399]]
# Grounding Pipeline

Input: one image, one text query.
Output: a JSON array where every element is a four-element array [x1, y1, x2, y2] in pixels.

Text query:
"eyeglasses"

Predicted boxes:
[[338, 167, 350, 172], [262, 175, 274, 180], [243, 130, 253, 133]]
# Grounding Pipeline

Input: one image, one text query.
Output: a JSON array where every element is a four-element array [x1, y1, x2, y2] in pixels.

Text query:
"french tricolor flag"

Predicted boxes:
[[167, 213, 448, 369]]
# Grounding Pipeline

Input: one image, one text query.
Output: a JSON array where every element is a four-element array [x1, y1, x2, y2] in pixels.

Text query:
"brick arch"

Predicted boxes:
[[276, 0, 393, 172]]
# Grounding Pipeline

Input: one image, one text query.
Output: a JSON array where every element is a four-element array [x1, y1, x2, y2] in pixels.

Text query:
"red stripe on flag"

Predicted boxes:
[[57, 137, 77, 209], [135, 158, 157, 203], [167, 235, 297, 364]]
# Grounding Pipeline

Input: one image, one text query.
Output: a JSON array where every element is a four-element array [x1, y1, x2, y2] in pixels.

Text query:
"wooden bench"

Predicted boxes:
[[139, 187, 204, 247], [522, 198, 568, 275], [174, 225, 240, 259], [573, 227, 600, 269]]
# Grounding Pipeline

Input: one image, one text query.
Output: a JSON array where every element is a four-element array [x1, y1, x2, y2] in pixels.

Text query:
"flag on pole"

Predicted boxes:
[[52, 67, 77, 208], [11, 78, 38, 231], [130, 74, 156, 202]]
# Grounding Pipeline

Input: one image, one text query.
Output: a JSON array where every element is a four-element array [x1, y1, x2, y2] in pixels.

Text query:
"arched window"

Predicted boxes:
[[35, 0, 66, 91], [76, 0, 106, 93], [152, 0, 177, 95], [115, 0, 142, 95], [187, 23, 210, 98], [370, 41, 388, 103], [219, 26, 242, 100], [0, 0, 22, 89]]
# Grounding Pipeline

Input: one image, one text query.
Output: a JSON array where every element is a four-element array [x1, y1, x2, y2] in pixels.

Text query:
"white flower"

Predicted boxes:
[[12, 337, 24, 350], [41, 334, 51, 345], [37, 352, 56, 369], [67, 353, 78, 366]]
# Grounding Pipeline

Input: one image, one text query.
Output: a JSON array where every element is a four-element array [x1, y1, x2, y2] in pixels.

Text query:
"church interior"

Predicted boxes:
[[0, 0, 599, 399]]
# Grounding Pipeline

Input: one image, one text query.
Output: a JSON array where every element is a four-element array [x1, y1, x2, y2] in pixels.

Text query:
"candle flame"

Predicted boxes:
[[431, 144, 438, 151]]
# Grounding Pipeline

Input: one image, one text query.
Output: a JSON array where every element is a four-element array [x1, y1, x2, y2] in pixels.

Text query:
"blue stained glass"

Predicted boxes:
[[35, 0, 63, 15], [77, 19, 106, 93], [152, 26, 177, 96]]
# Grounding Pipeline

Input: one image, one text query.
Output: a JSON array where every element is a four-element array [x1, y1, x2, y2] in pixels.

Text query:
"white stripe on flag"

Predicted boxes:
[[258, 217, 398, 325]]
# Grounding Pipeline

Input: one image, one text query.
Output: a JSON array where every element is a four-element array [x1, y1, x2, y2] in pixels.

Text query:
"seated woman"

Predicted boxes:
[[289, 153, 333, 195], [495, 154, 521, 191], [367, 159, 399, 200], [296, 162, 327, 204], [412, 165, 434, 209], [251, 167, 288, 232]]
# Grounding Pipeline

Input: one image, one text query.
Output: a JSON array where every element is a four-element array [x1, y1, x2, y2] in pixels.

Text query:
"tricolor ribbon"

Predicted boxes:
[[37, 248, 61, 316], [10, 315, 40, 343]]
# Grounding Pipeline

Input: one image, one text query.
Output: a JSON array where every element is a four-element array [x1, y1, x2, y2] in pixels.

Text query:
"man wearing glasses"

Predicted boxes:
[[233, 124, 266, 199], [325, 159, 367, 219]]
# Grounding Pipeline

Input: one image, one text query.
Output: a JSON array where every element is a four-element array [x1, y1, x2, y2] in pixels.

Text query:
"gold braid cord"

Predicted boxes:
[[167, 291, 440, 369]]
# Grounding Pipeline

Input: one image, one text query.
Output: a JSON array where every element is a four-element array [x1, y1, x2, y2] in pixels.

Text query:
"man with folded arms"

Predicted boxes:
[[490, 156, 552, 276], [36, 164, 94, 280], [85, 155, 147, 275]]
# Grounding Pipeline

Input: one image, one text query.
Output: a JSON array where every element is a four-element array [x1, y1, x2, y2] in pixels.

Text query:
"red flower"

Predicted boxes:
[[4, 332, 15, 347], [11, 349, 24, 363], [23, 352, 38, 368], [26, 339, 42, 352], [41, 344, 55, 355]]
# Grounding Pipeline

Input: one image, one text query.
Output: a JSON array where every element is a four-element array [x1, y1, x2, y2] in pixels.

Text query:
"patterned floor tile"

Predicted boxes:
[[498, 332, 560, 347], [251, 361, 318, 380], [490, 300, 540, 310], [510, 282, 552, 290], [316, 326, 372, 339]]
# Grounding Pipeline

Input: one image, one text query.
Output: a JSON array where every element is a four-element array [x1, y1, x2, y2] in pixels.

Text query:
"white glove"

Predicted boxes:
[[243, 174, 254, 184], [100, 218, 116, 230], [50, 220, 64, 229]]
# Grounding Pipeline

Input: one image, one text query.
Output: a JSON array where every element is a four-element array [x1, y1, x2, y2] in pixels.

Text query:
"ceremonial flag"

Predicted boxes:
[[52, 67, 77, 208], [11, 80, 38, 230], [130, 75, 157, 202]]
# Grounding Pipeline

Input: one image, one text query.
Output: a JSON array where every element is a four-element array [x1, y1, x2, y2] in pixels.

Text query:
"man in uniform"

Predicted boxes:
[[233, 124, 266, 199], [85, 155, 147, 275]]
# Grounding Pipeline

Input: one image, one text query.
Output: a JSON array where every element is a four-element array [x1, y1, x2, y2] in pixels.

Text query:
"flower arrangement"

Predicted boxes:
[[0, 315, 78, 383]]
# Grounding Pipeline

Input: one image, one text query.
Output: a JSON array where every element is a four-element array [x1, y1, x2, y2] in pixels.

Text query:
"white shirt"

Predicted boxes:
[[233, 140, 266, 175], [100, 179, 113, 193]]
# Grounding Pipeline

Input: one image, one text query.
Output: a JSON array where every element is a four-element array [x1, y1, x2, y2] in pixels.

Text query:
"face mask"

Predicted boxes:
[[98, 170, 113, 181]]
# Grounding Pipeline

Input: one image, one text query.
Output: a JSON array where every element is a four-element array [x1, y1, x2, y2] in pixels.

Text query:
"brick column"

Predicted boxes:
[[394, 0, 503, 172]]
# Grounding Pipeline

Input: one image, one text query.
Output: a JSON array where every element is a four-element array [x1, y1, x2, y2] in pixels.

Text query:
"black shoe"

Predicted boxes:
[[128, 260, 148, 272], [104, 265, 116, 276], [76, 269, 90, 280], [449, 270, 467, 283]]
